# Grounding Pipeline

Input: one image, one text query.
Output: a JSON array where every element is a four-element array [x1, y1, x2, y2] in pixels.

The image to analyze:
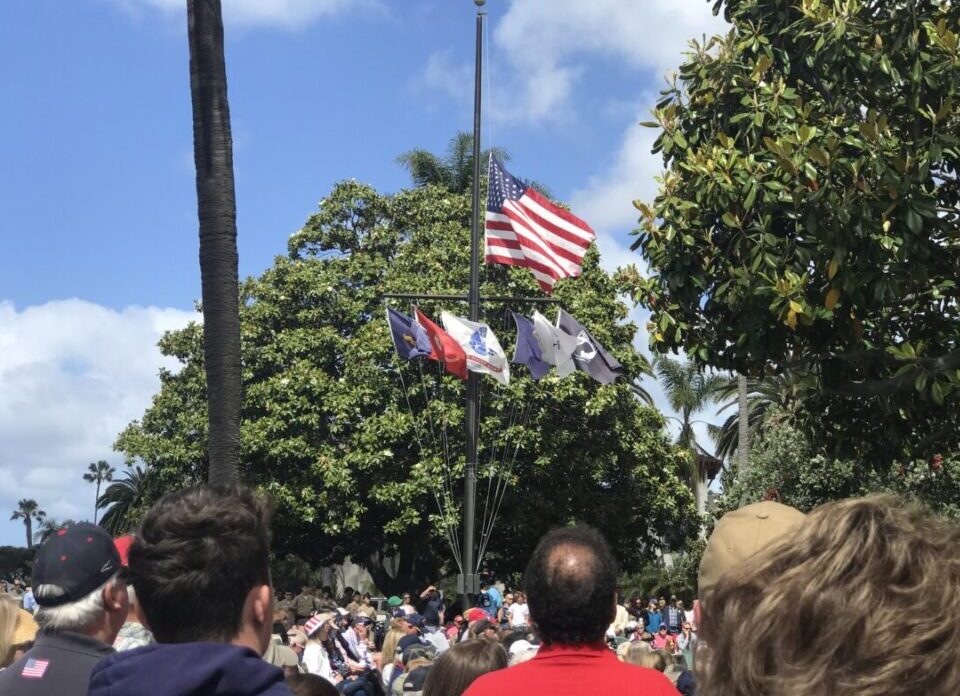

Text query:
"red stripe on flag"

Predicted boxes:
[[523, 188, 595, 239], [502, 207, 584, 274]]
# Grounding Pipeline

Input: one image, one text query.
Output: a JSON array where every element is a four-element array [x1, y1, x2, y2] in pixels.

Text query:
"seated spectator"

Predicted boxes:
[[88, 485, 291, 696], [506, 639, 538, 667], [463, 525, 677, 696], [624, 643, 665, 673], [423, 639, 506, 696], [1, 594, 38, 669], [698, 495, 960, 695], [286, 673, 338, 696], [466, 619, 498, 642], [651, 624, 670, 649], [0, 523, 128, 695], [302, 614, 337, 681]]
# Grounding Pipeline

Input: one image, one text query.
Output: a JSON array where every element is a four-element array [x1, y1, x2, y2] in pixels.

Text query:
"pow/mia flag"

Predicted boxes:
[[556, 309, 624, 385]]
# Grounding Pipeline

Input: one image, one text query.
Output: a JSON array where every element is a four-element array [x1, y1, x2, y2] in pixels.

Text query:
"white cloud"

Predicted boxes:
[[416, 51, 474, 108], [108, 0, 375, 29], [492, 0, 728, 123], [0, 300, 194, 547], [574, 115, 660, 252]]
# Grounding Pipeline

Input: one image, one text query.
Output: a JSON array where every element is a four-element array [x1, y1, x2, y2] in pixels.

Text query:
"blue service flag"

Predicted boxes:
[[511, 312, 551, 379], [386, 307, 432, 360]]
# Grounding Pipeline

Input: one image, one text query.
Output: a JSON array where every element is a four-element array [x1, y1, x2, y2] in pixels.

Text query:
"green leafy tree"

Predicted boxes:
[[627, 0, 960, 465], [117, 180, 699, 592], [97, 465, 149, 536], [82, 460, 115, 523], [717, 411, 960, 519], [10, 499, 45, 550], [0, 547, 34, 581], [187, 0, 242, 486], [397, 132, 509, 195], [709, 371, 814, 460], [653, 355, 725, 508]]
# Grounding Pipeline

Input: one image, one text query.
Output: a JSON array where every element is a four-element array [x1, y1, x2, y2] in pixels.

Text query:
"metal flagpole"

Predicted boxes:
[[461, 0, 486, 609]]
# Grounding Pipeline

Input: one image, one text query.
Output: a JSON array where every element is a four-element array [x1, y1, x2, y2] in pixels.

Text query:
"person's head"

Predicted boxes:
[[522, 525, 617, 646], [1, 595, 38, 668], [422, 638, 507, 696], [470, 619, 498, 641], [286, 673, 339, 696], [402, 613, 424, 635], [676, 599, 685, 611], [354, 617, 371, 639], [657, 598, 666, 609], [403, 593, 412, 604], [513, 591, 525, 604], [698, 499, 805, 603], [681, 621, 692, 634], [287, 628, 307, 655], [284, 591, 294, 600], [625, 642, 665, 671], [503, 594, 513, 607], [128, 485, 274, 654], [648, 598, 657, 609], [32, 523, 128, 645], [700, 495, 960, 696], [361, 592, 371, 604], [657, 625, 668, 638]]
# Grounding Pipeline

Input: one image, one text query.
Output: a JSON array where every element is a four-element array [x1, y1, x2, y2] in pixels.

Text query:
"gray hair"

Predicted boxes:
[[35, 573, 120, 633]]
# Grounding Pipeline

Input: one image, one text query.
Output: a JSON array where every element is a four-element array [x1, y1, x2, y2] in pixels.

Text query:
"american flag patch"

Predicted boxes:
[[21, 658, 49, 679]]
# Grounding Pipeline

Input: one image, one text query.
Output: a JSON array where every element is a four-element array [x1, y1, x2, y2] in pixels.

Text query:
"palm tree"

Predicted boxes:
[[33, 518, 81, 545], [97, 466, 149, 536], [710, 371, 814, 462], [654, 355, 726, 507], [630, 352, 656, 406], [397, 132, 509, 195], [83, 460, 115, 523], [187, 0, 242, 486], [10, 499, 46, 550]]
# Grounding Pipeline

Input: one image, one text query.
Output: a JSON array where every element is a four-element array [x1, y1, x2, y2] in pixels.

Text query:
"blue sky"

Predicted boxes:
[[0, 0, 727, 547]]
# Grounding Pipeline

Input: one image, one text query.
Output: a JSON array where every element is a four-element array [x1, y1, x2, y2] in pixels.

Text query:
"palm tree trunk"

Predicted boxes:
[[94, 482, 101, 524], [737, 374, 749, 475], [25, 519, 32, 550], [187, 0, 242, 486]]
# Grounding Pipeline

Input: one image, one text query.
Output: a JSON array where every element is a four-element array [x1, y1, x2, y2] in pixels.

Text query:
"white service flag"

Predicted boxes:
[[440, 312, 511, 385], [531, 311, 579, 377]]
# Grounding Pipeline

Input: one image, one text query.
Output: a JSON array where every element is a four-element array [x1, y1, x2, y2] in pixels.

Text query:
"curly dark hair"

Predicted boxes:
[[127, 484, 273, 643], [522, 525, 617, 646]]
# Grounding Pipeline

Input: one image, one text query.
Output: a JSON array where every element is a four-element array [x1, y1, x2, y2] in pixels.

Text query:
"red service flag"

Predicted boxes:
[[413, 307, 468, 380]]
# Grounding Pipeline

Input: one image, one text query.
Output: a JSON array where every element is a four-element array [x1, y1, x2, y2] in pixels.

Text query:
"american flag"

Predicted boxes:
[[21, 658, 49, 679], [485, 156, 595, 293]]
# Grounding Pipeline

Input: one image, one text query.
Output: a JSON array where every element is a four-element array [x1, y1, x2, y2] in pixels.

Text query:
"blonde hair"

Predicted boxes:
[[0, 595, 18, 668], [699, 495, 960, 696], [625, 642, 666, 671]]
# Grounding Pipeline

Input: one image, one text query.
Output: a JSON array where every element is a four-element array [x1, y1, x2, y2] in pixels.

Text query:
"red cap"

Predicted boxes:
[[465, 607, 487, 622], [114, 535, 135, 567]]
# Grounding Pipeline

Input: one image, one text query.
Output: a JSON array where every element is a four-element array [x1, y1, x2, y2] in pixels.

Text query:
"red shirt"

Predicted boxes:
[[463, 644, 679, 696]]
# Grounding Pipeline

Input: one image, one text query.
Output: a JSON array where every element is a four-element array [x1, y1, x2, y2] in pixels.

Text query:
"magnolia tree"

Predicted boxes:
[[117, 181, 699, 592], [626, 0, 960, 464]]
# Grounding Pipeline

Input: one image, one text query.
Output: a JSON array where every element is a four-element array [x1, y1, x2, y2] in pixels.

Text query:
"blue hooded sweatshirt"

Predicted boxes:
[[89, 643, 291, 696]]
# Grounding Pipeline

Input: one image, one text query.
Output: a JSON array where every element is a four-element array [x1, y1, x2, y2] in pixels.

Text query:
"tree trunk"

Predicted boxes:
[[737, 373, 749, 475], [25, 519, 32, 550], [187, 0, 242, 486], [94, 482, 100, 524]]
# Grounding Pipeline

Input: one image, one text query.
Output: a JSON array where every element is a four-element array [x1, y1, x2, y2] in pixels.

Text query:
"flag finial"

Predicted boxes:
[[474, 0, 486, 6]]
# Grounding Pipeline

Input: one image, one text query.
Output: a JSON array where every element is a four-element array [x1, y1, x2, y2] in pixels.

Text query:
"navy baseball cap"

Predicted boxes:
[[33, 523, 121, 607]]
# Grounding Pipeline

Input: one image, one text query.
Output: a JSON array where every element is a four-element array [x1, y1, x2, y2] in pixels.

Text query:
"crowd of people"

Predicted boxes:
[[2, 484, 960, 695]]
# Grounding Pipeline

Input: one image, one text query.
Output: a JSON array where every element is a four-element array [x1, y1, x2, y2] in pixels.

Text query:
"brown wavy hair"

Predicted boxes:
[[698, 494, 960, 696]]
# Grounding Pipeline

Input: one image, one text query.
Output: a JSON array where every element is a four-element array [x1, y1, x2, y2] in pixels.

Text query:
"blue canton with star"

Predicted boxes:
[[487, 156, 528, 214]]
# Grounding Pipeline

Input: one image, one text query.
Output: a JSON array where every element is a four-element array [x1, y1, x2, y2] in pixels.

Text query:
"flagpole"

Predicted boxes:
[[462, 0, 485, 609]]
